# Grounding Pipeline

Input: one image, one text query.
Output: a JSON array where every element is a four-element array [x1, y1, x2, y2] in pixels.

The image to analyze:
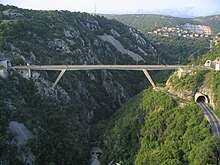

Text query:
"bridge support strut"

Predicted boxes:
[[28, 69, 31, 79], [142, 69, 156, 89], [52, 69, 66, 88]]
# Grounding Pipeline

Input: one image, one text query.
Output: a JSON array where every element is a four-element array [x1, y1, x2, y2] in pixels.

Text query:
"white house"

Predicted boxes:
[[216, 63, 220, 71], [0, 60, 11, 78], [0, 60, 11, 68]]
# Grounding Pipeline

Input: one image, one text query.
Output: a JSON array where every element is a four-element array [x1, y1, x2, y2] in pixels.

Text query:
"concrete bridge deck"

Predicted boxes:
[[11, 64, 187, 71]]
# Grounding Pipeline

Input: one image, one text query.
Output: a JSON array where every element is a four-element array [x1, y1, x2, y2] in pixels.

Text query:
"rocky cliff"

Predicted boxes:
[[0, 4, 160, 164]]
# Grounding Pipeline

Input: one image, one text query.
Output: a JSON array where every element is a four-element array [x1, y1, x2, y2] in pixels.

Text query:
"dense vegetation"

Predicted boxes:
[[0, 5, 158, 66], [0, 4, 220, 164], [198, 45, 220, 116], [104, 14, 220, 35], [92, 44, 220, 164], [167, 44, 220, 117], [168, 70, 205, 91], [169, 69, 220, 118], [103, 14, 190, 34], [0, 4, 160, 164], [104, 14, 215, 64], [147, 35, 209, 64], [197, 43, 220, 64], [0, 4, 159, 107], [212, 71, 220, 117], [92, 89, 220, 164], [0, 74, 89, 164]]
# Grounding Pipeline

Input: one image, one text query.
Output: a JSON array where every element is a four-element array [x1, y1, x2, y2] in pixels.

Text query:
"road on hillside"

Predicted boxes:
[[197, 102, 220, 138]]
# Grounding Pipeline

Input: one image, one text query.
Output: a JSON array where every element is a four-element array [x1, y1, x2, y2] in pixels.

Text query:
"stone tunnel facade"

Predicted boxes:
[[194, 92, 209, 103]]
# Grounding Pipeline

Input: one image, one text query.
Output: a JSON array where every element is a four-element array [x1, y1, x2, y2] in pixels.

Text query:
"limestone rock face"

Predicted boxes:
[[97, 33, 144, 62], [0, 5, 158, 164], [199, 86, 215, 110], [9, 121, 35, 165], [9, 121, 33, 147], [166, 69, 217, 111]]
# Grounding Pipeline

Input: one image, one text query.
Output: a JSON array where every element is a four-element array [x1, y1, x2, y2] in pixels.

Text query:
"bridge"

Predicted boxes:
[[10, 64, 188, 89], [9, 64, 220, 139]]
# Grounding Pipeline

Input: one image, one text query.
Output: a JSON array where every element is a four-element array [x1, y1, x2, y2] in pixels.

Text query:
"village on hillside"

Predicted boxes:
[[148, 23, 212, 38]]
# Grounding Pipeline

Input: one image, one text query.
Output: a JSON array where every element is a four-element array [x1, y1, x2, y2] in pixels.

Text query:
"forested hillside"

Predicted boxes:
[[167, 44, 220, 117], [104, 14, 220, 35], [197, 42, 220, 63], [147, 35, 209, 64], [0, 4, 160, 164], [104, 14, 219, 64], [1, 4, 219, 165], [92, 43, 220, 165], [92, 89, 220, 164]]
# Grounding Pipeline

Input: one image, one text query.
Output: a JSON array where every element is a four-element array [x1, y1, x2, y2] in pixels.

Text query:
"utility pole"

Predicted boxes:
[[94, 4, 96, 15], [210, 40, 213, 49], [157, 56, 160, 65]]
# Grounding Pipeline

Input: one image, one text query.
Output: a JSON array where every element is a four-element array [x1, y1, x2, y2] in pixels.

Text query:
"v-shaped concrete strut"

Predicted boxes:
[[52, 69, 66, 88], [142, 69, 156, 89]]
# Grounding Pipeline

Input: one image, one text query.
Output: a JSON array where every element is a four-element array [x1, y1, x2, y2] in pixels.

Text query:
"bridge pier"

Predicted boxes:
[[52, 69, 66, 88], [142, 69, 156, 89], [28, 69, 31, 79]]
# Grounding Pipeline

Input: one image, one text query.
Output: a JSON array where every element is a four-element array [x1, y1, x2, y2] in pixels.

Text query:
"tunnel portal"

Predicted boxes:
[[194, 92, 209, 103]]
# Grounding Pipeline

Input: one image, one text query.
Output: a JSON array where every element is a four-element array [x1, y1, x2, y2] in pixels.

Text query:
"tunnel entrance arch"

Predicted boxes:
[[196, 96, 206, 102], [194, 92, 209, 103]]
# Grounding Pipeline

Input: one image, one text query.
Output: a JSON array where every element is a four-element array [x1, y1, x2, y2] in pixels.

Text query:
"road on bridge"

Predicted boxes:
[[11, 64, 189, 88], [197, 102, 220, 138], [11, 64, 188, 71]]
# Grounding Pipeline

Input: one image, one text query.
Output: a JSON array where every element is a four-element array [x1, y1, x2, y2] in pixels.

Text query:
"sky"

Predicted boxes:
[[1, 0, 220, 18]]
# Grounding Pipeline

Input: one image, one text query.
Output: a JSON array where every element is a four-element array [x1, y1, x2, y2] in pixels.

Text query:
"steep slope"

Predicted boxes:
[[104, 14, 220, 35], [194, 15, 220, 35], [147, 35, 209, 64], [166, 44, 220, 116], [0, 4, 162, 164], [103, 14, 217, 64], [92, 42, 220, 165], [92, 89, 220, 164]]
